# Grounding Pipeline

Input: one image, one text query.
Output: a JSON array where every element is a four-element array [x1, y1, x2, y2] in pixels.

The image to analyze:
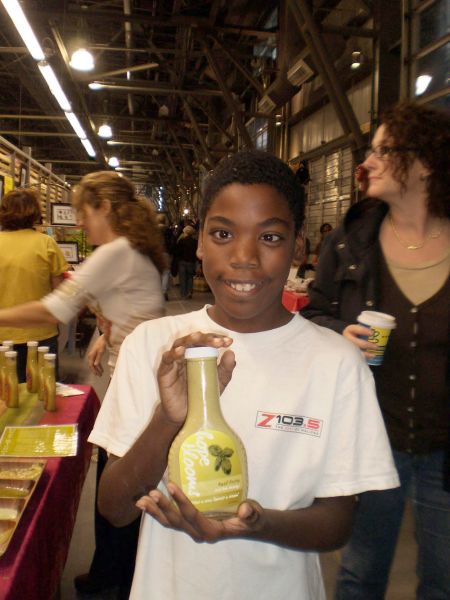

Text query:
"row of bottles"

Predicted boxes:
[[0, 341, 56, 411]]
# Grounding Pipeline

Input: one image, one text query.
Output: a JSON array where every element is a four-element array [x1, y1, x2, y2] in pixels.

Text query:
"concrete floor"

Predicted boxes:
[[58, 287, 418, 600]]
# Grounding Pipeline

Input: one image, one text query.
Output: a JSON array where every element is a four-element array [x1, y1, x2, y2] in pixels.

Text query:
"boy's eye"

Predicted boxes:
[[211, 229, 231, 240], [261, 232, 283, 243]]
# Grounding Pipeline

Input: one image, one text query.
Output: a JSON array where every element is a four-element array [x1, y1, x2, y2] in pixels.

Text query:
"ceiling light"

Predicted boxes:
[[158, 104, 169, 117], [351, 51, 362, 70], [81, 138, 96, 157], [65, 111, 87, 139], [69, 48, 94, 71], [98, 124, 112, 138], [415, 74, 432, 96], [38, 61, 72, 111], [1, 0, 45, 60], [108, 156, 120, 168], [88, 82, 103, 90]]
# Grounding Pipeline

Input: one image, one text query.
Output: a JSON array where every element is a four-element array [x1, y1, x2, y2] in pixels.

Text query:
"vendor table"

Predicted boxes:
[[282, 289, 310, 313], [0, 385, 100, 600]]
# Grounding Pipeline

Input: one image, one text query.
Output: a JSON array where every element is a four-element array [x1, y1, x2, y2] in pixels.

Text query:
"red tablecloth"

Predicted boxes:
[[0, 385, 100, 600], [282, 289, 310, 312]]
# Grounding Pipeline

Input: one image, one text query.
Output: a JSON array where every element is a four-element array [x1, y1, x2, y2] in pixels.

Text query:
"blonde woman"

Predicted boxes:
[[0, 170, 166, 596]]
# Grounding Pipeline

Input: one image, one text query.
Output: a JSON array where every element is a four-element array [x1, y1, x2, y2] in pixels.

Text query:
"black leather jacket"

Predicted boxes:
[[301, 198, 388, 329]]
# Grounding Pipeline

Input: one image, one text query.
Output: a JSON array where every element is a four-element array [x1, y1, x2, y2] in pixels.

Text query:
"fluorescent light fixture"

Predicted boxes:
[[81, 138, 96, 157], [415, 74, 432, 96], [65, 111, 87, 140], [89, 82, 103, 90], [69, 48, 94, 71], [108, 156, 120, 168], [1, 0, 45, 60], [98, 124, 112, 138], [38, 61, 71, 111]]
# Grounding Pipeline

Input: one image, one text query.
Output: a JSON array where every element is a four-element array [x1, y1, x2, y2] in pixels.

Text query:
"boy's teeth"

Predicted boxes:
[[230, 282, 256, 292]]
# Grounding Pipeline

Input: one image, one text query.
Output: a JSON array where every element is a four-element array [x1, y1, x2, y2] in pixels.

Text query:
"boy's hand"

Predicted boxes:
[[157, 331, 235, 425], [136, 483, 264, 543]]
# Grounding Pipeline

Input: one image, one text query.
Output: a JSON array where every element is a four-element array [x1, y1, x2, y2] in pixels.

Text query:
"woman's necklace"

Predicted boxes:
[[388, 213, 442, 250]]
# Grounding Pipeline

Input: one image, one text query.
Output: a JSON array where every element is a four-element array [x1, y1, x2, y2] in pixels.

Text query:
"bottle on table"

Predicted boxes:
[[0, 345, 9, 401], [4, 351, 19, 409], [37, 346, 50, 402], [168, 346, 248, 519], [2, 340, 13, 350], [26, 341, 39, 393], [43, 353, 56, 412]]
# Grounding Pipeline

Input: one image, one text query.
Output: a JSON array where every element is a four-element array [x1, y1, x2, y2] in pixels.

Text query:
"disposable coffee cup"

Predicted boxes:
[[357, 310, 396, 366]]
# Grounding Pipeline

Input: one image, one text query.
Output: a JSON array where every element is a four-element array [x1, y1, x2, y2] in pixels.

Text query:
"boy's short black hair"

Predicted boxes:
[[201, 150, 305, 233]]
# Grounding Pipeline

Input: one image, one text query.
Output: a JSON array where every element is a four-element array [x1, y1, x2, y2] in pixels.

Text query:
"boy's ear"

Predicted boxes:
[[196, 231, 204, 261]]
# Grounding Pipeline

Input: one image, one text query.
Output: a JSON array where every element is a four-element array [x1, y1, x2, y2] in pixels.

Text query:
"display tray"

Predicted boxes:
[[0, 459, 46, 556]]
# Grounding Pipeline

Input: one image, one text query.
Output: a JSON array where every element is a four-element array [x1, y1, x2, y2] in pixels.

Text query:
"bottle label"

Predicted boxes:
[[178, 430, 244, 512]]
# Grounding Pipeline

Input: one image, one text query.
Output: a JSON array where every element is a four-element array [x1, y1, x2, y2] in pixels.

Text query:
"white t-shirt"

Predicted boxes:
[[42, 237, 164, 371], [89, 307, 399, 600]]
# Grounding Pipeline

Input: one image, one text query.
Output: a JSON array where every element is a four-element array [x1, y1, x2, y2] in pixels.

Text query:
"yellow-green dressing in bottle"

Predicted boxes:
[[168, 346, 248, 519]]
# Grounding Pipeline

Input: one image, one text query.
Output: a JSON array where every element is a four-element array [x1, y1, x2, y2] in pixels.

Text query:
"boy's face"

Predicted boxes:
[[197, 183, 296, 333]]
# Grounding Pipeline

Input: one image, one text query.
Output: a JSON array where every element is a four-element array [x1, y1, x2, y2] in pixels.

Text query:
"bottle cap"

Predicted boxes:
[[5, 351, 17, 358], [44, 353, 56, 361], [185, 346, 219, 359], [38, 346, 50, 353], [27, 341, 39, 347], [2, 341, 13, 347], [0, 346, 9, 352]]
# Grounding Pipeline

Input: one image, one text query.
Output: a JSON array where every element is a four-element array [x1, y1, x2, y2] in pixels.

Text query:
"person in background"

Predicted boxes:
[[156, 212, 174, 301], [89, 150, 398, 600], [302, 101, 450, 600], [312, 222, 333, 266], [0, 170, 167, 598], [175, 224, 198, 299], [0, 188, 68, 381]]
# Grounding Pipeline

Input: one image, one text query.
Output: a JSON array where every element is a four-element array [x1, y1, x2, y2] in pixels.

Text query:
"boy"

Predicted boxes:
[[89, 150, 399, 600]]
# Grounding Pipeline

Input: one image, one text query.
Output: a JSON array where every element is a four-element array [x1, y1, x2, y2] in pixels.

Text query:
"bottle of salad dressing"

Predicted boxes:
[[168, 347, 248, 519]]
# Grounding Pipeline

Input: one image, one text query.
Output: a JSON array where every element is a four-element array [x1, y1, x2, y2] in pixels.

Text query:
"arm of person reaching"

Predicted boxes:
[[0, 301, 59, 327], [97, 331, 235, 527]]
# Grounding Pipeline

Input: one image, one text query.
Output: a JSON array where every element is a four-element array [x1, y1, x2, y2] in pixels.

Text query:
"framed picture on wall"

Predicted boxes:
[[57, 241, 79, 264], [51, 203, 77, 226]]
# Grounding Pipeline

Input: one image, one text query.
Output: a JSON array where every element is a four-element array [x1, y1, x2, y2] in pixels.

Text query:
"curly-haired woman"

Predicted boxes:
[[0, 188, 68, 381], [302, 101, 450, 599]]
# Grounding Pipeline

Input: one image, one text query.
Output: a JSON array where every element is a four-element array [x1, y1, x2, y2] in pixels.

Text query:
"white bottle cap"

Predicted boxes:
[[38, 346, 50, 353], [185, 346, 219, 359], [27, 341, 39, 347], [2, 341, 13, 347], [44, 353, 56, 361], [0, 346, 9, 352], [5, 351, 17, 358]]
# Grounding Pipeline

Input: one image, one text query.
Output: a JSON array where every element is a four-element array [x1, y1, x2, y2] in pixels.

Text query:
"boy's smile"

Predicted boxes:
[[197, 183, 296, 333]]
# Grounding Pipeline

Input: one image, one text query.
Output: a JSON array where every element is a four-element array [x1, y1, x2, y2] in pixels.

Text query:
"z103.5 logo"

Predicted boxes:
[[255, 411, 323, 436]]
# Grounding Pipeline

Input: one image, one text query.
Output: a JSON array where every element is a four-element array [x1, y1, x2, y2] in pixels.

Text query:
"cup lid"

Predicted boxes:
[[357, 310, 396, 328]]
